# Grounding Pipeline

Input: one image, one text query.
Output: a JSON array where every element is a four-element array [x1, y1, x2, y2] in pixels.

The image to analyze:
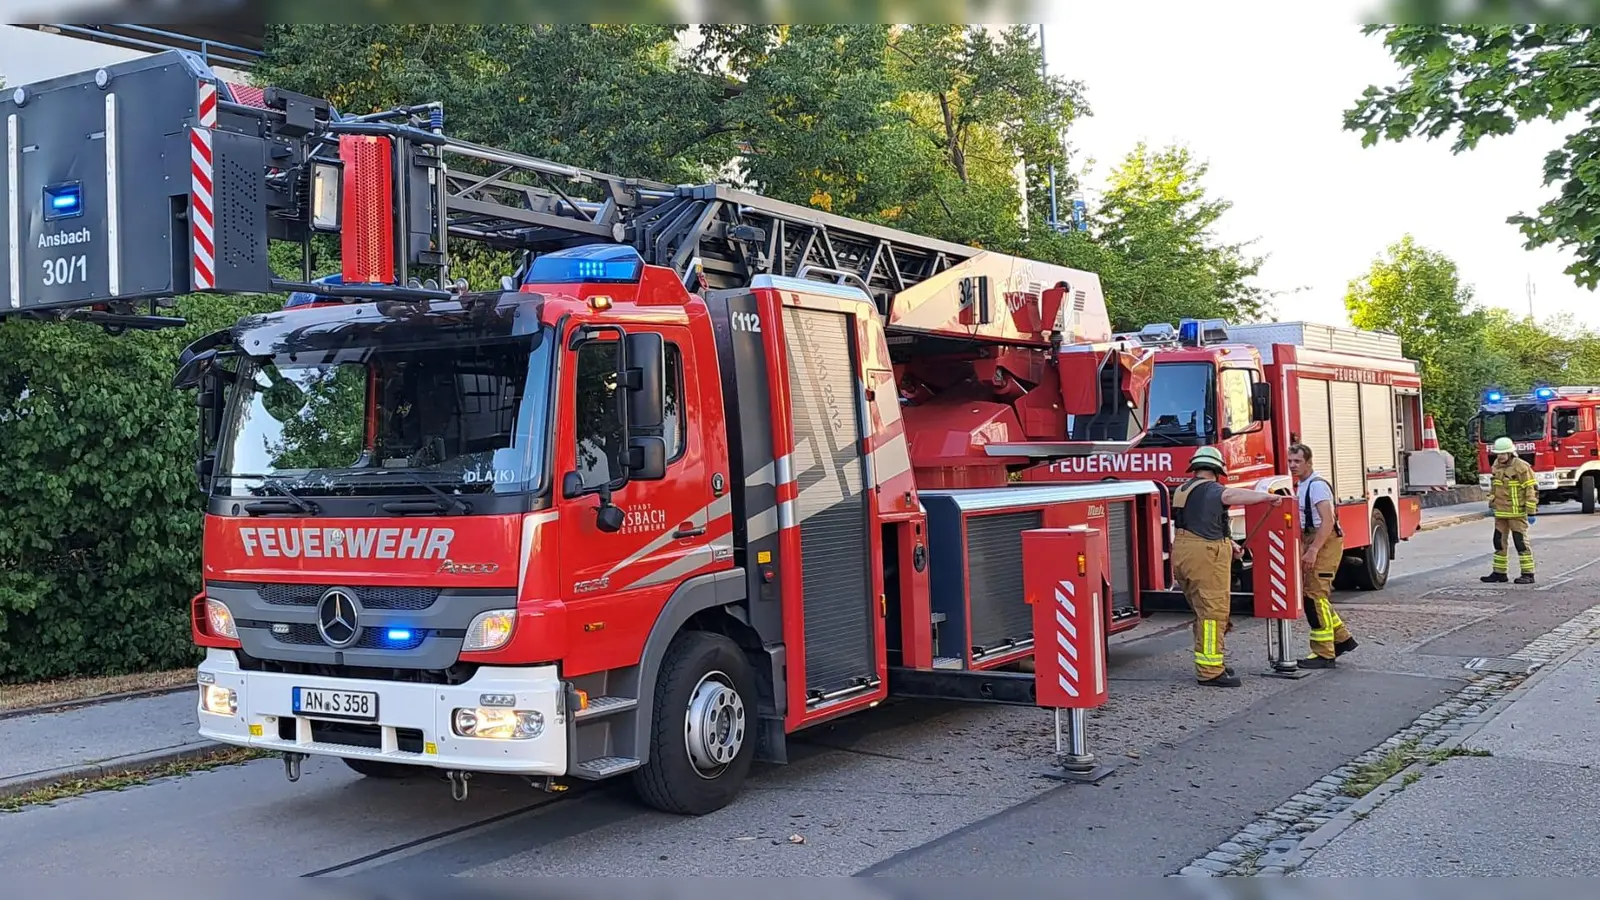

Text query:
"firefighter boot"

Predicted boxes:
[[1335, 637, 1359, 656], [1481, 572, 1509, 583], [1515, 574, 1535, 585]]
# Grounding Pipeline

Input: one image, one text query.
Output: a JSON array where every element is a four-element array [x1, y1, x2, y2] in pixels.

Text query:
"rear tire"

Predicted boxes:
[[342, 758, 419, 779], [1351, 512, 1391, 592], [1582, 475, 1595, 514], [631, 630, 758, 816]]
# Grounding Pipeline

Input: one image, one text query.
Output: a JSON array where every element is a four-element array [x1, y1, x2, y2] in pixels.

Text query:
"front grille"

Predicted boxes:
[[274, 623, 430, 650], [280, 718, 426, 753], [259, 584, 440, 611]]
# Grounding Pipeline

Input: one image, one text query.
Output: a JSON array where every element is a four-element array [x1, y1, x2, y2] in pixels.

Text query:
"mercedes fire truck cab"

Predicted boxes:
[[1471, 386, 1600, 513]]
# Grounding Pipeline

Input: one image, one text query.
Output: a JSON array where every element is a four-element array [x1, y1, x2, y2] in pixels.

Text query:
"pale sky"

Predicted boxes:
[[1045, 2, 1598, 329], [4, 18, 1594, 330]]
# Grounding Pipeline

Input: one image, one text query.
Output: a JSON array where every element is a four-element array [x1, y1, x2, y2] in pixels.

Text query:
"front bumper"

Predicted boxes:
[[196, 649, 569, 775]]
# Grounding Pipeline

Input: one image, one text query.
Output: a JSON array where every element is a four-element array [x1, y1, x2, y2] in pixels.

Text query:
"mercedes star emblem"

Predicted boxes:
[[316, 588, 362, 649]]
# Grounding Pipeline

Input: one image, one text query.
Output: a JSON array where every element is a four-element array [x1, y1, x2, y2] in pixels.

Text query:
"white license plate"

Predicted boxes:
[[292, 687, 378, 721]]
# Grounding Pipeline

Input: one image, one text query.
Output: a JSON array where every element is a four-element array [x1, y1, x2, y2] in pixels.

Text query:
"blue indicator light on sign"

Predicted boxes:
[[42, 182, 84, 221]]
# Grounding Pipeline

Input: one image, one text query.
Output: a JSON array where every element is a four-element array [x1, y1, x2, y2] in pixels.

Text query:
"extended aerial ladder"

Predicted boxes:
[[3, 49, 1153, 465]]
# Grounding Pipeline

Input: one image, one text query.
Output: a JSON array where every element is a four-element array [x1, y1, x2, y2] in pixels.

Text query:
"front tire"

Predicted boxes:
[[632, 631, 757, 816], [1582, 475, 1596, 514], [1351, 511, 1391, 591]]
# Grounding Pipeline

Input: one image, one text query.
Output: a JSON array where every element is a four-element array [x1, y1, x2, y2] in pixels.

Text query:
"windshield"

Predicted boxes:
[[1143, 362, 1215, 446], [1477, 407, 1545, 444], [215, 329, 554, 498]]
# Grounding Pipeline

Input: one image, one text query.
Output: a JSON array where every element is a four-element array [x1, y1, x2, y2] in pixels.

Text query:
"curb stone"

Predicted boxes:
[[0, 683, 195, 722], [1168, 602, 1600, 877], [0, 741, 226, 804], [1416, 509, 1490, 532]]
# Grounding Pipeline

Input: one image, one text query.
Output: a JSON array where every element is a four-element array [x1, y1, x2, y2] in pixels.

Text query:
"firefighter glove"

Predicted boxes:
[[1529, 515, 1537, 525]]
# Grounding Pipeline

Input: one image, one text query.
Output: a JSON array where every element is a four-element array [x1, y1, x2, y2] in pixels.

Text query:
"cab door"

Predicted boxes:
[[1219, 366, 1272, 483], [1552, 404, 1586, 475], [557, 323, 718, 671]]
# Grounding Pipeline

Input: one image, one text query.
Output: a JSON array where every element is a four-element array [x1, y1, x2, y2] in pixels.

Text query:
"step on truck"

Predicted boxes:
[[0, 51, 1308, 814], [1025, 319, 1452, 608], [1471, 386, 1600, 513]]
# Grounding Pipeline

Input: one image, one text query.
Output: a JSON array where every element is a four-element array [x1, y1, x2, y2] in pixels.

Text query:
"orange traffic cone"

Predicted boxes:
[[1423, 415, 1440, 450]]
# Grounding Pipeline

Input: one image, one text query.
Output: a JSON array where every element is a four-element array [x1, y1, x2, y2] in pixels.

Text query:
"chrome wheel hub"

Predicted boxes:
[[684, 671, 745, 778]]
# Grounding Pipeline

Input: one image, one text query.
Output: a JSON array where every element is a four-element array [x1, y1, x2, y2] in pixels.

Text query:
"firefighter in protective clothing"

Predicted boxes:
[[1482, 436, 1538, 584], [1288, 443, 1358, 668], [1171, 446, 1286, 687]]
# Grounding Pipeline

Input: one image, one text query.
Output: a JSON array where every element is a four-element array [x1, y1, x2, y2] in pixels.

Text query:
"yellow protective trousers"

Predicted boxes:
[[1303, 531, 1351, 659], [1172, 530, 1233, 680], [1492, 518, 1533, 576]]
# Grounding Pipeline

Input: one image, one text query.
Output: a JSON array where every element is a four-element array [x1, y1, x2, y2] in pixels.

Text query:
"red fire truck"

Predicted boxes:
[[1027, 319, 1451, 599], [1471, 386, 1600, 513], [0, 53, 1310, 816]]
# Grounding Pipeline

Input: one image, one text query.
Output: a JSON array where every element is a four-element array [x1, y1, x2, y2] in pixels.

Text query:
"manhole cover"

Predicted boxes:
[[1465, 657, 1540, 674], [1426, 587, 1508, 599]]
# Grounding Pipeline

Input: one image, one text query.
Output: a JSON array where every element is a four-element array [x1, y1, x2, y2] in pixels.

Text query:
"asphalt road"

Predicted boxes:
[[1, 505, 1596, 877]]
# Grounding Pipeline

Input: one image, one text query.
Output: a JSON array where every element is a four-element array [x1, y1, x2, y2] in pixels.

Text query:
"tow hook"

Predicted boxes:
[[282, 752, 307, 783], [529, 775, 569, 794], [447, 769, 472, 801]]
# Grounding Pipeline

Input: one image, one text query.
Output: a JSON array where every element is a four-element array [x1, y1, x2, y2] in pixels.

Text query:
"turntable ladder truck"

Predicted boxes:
[[1, 51, 1303, 815]]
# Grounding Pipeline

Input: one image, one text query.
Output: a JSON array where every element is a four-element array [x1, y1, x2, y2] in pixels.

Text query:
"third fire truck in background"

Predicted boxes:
[[1026, 319, 1453, 599], [1472, 386, 1600, 513]]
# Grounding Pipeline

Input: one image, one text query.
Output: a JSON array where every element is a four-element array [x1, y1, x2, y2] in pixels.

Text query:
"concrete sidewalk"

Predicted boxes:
[[1296, 638, 1600, 876], [0, 689, 214, 800]]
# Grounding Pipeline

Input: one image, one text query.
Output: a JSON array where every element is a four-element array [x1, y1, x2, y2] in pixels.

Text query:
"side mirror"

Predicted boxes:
[[626, 435, 668, 481], [1250, 382, 1272, 422], [196, 456, 215, 493], [595, 503, 626, 534], [624, 331, 666, 430]]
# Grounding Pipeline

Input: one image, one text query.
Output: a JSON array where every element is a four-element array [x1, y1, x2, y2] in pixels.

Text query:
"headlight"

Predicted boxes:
[[200, 683, 237, 716], [453, 707, 544, 740], [462, 609, 515, 652], [205, 598, 238, 640]]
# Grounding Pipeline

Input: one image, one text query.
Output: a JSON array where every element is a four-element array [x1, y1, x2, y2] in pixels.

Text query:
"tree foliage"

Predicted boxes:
[[1346, 25, 1600, 288]]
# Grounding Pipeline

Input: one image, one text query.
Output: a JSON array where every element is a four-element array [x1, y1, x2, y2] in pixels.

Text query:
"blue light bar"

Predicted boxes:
[[387, 629, 413, 641], [1485, 390, 1503, 403], [525, 244, 644, 285], [43, 182, 84, 221], [1178, 319, 1200, 345], [284, 273, 344, 308], [1535, 387, 1557, 400]]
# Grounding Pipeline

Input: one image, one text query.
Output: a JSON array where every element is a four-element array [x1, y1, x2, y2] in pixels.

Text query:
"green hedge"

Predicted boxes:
[[0, 295, 275, 683]]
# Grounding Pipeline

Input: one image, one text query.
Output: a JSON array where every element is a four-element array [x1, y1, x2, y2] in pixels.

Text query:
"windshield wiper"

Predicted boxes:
[[248, 478, 321, 515], [1139, 430, 1194, 447], [343, 468, 473, 515]]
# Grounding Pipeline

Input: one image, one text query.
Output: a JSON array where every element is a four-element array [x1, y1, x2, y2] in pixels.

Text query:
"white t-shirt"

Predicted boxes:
[[1297, 473, 1335, 529]]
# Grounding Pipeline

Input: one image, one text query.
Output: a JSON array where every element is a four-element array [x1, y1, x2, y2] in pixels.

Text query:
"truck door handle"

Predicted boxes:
[[673, 523, 706, 539]]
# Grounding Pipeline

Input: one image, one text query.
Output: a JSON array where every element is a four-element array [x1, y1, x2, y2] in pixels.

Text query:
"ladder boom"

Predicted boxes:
[[2, 49, 1114, 348]]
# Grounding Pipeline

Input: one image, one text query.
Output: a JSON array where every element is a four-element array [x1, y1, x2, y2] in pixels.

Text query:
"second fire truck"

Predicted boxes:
[[1027, 319, 1452, 600]]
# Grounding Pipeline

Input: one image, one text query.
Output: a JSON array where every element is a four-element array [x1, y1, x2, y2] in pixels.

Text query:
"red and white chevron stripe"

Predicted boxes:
[[197, 80, 218, 128], [190, 126, 215, 291], [1265, 529, 1291, 613]]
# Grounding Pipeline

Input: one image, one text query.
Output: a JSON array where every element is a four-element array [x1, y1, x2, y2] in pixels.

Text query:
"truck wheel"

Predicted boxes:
[[342, 758, 419, 779], [1583, 476, 1596, 514], [632, 631, 757, 816], [1351, 512, 1391, 592]]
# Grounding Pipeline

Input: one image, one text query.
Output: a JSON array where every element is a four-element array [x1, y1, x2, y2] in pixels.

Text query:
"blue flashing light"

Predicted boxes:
[[524, 244, 644, 286], [1485, 390, 1504, 403], [42, 182, 83, 221], [285, 273, 344, 308], [1178, 318, 1200, 345], [1535, 387, 1557, 400], [387, 629, 413, 641]]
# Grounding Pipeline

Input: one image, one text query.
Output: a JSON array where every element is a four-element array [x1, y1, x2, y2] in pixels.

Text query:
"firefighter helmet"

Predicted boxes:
[[1188, 446, 1227, 476], [1492, 437, 1516, 456]]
